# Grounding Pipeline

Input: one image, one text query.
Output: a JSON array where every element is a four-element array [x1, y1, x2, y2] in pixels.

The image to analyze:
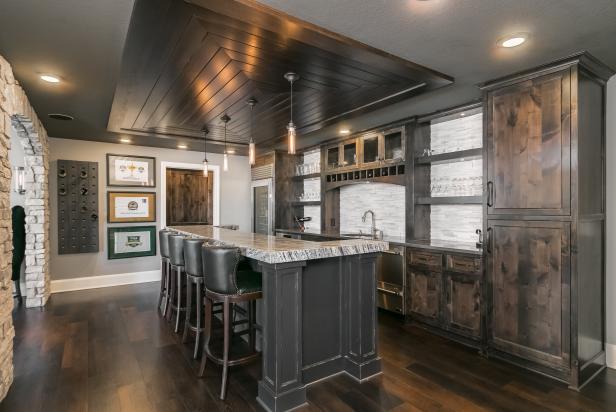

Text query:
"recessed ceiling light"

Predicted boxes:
[[40, 74, 61, 83], [340, 129, 351, 135], [460, 112, 466, 117], [227, 149, 236, 154], [120, 138, 132, 144], [177, 144, 188, 149], [498, 33, 528, 48], [48, 113, 73, 121]]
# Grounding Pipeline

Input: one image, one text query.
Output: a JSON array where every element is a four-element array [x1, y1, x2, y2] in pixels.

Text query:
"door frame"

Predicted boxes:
[[251, 178, 273, 235], [160, 161, 220, 229]]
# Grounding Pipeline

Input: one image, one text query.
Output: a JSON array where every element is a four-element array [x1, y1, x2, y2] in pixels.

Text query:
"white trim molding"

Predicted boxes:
[[607, 343, 616, 369], [51, 271, 160, 293], [159, 161, 220, 229]]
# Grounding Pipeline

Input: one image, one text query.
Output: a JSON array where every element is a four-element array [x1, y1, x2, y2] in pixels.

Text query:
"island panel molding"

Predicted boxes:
[[107, 191, 156, 223]]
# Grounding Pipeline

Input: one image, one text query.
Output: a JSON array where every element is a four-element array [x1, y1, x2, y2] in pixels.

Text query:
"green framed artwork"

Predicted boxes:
[[107, 225, 156, 259]]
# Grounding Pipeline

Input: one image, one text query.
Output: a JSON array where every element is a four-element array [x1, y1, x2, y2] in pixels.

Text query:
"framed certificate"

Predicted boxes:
[[106, 154, 156, 187], [107, 191, 156, 223], [108, 226, 156, 259]]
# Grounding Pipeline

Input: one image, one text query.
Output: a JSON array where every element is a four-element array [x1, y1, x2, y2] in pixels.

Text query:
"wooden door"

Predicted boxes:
[[407, 267, 441, 325], [486, 220, 570, 368], [486, 71, 571, 216], [166, 168, 213, 226], [444, 273, 481, 338]]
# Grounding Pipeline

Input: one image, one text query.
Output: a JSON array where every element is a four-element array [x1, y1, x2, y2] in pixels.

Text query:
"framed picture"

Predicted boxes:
[[108, 226, 156, 259], [106, 154, 156, 187], [107, 191, 156, 223]]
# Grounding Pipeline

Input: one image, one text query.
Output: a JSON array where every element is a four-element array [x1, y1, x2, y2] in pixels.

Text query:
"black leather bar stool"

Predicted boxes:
[[198, 246, 261, 400], [158, 229, 173, 316], [167, 234, 187, 333], [182, 237, 207, 359]]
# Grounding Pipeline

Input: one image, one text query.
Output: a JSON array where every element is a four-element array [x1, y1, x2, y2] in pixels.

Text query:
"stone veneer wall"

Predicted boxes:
[[0, 54, 50, 400]]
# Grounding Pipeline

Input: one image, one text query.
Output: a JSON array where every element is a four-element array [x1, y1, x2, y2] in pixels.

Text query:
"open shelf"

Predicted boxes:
[[291, 173, 321, 181], [415, 196, 482, 205], [415, 148, 482, 165], [291, 201, 321, 207]]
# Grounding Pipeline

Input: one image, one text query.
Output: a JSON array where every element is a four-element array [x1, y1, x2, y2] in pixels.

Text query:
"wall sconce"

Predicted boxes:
[[13, 167, 25, 194]]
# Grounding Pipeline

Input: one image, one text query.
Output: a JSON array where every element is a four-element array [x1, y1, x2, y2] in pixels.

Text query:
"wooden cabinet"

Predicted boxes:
[[408, 267, 441, 325], [481, 52, 613, 389], [486, 220, 570, 368], [444, 272, 481, 338], [486, 72, 570, 216], [325, 138, 358, 170], [360, 127, 406, 166], [406, 247, 484, 344]]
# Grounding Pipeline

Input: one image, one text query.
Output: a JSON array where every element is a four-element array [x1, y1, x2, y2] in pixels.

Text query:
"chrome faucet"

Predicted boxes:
[[362, 210, 382, 239]]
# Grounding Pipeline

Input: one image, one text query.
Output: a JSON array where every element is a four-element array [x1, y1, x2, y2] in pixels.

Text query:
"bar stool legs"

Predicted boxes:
[[183, 276, 205, 359], [158, 258, 171, 316], [199, 292, 261, 400], [162, 260, 171, 317], [175, 266, 184, 333]]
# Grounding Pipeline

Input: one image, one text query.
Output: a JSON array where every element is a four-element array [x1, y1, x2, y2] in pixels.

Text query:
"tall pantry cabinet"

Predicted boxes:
[[480, 52, 614, 389]]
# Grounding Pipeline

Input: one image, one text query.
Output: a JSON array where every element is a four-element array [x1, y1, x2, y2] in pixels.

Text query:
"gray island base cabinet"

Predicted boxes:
[[169, 226, 385, 412]]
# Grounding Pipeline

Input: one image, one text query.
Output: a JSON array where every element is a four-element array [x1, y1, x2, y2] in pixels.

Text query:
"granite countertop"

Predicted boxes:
[[169, 225, 388, 264], [274, 228, 482, 255]]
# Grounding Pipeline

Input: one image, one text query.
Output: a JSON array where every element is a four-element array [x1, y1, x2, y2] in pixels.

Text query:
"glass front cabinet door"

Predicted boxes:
[[383, 128, 405, 162], [360, 127, 405, 165], [362, 134, 380, 165], [326, 145, 339, 169]]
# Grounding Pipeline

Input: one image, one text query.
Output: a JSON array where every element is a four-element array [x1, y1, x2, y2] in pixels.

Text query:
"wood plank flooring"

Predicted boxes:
[[1, 282, 615, 412]]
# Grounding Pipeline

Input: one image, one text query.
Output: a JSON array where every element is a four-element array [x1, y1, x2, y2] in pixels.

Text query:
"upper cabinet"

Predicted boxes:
[[485, 72, 571, 216], [325, 138, 357, 170]]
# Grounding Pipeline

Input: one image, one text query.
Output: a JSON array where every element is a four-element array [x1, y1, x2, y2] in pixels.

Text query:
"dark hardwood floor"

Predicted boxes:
[[2, 282, 615, 412]]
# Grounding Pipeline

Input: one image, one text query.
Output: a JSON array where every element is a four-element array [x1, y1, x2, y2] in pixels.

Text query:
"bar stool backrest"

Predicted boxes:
[[183, 238, 205, 277], [159, 230, 172, 258], [201, 245, 241, 295], [169, 234, 186, 266]]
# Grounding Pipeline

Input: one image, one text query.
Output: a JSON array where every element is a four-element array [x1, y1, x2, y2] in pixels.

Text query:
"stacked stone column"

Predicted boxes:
[[0, 54, 50, 399]]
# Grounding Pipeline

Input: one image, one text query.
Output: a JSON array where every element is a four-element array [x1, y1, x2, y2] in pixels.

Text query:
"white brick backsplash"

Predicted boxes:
[[430, 113, 482, 154], [340, 183, 405, 238], [430, 205, 482, 243]]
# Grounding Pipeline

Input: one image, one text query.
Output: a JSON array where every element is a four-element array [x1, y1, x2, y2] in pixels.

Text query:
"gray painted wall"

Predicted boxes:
[[49, 137, 251, 280], [606, 76, 616, 365]]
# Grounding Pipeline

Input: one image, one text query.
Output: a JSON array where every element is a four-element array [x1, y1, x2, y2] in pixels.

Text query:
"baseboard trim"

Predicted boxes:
[[51, 270, 160, 293], [607, 343, 616, 370]]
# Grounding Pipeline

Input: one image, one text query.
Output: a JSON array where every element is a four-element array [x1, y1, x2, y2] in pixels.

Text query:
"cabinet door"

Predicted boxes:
[[444, 273, 481, 338], [407, 267, 441, 324], [486, 71, 571, 216], [383, 128, 405, 162], [486, 220, 570, 369]]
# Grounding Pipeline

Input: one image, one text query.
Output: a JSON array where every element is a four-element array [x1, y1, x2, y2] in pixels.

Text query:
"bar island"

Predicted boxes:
[[169, 225, 387, 411]]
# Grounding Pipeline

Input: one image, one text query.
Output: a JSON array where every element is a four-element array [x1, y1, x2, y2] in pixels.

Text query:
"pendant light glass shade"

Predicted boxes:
[[202, 126, 209, 177], [247, 98, 257, 165], [221, 114, 230, 172], [284, 72, 299, 154], [287, 121, 296, 155]]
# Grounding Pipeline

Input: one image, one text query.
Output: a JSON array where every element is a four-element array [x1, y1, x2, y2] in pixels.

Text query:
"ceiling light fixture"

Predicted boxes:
[[247, 97, 257, 166], [340, 129, 351, 135], [178, 144, 188, 149], [284, 72, 300, 155], [221, 114, 231, 172], [499, 33, 528, 48], [120, 138, 132, 144], [40, 74, 61, 83], [202, 126, 209, 177]]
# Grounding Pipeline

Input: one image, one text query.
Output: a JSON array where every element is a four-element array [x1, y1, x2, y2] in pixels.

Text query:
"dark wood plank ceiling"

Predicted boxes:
[[108, 0, 453, 150]]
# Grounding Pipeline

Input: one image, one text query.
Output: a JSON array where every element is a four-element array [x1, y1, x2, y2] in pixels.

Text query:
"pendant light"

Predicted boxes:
[[221, 114, 230, 172], [202, 126, 209, 177], [247, 98, 257, 166], [284, 72, 299, 154]]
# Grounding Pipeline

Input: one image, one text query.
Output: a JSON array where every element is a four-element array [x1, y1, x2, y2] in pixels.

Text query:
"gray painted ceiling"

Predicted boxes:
[[1, 0, 615, 152]]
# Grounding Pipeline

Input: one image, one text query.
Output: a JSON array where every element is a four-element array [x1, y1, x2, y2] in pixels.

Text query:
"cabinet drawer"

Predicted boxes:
[[407, 250, 442, 271], [446, 255, 482, 275]]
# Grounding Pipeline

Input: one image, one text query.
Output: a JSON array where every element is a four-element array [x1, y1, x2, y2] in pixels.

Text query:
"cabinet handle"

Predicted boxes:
[[487, 181, 494, 207], [486, 227, 493, 254]]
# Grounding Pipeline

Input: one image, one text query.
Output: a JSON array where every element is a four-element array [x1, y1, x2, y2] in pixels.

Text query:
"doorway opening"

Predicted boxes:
[[159, 162, 220, 229]]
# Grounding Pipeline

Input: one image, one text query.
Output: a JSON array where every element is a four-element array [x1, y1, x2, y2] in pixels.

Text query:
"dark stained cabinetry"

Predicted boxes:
[[481, 52, 613, 389], [406, 248, 483, 343]]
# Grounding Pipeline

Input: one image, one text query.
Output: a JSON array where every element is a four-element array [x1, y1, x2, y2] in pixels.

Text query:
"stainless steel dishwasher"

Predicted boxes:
[[376, 244, 405, 314]]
